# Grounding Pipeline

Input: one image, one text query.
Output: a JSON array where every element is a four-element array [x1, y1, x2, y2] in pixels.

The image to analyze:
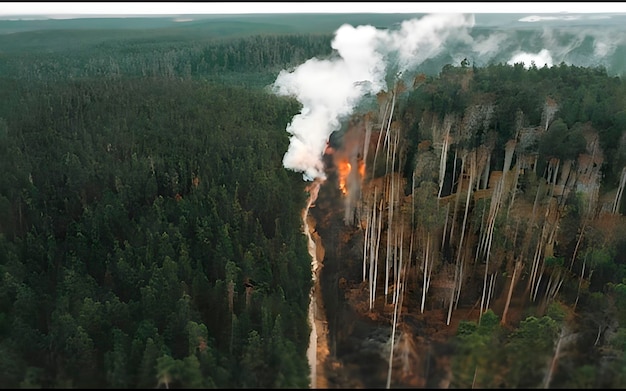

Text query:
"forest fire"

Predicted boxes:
[[338, 160, 352, 195], [337, 158, 366, 196]]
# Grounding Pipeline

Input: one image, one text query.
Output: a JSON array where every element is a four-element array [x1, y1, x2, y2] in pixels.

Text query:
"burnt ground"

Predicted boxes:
[[307, 154, 542, 389], [310, 177, 469, 389]]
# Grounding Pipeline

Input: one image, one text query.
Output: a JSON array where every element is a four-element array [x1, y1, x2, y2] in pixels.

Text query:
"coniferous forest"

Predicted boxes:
[[0, 17, 335, 389], [1, 12, 626, 389]]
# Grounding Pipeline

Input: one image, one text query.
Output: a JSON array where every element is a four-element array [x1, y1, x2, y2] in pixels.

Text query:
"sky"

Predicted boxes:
[[1, 2, 625, 17]]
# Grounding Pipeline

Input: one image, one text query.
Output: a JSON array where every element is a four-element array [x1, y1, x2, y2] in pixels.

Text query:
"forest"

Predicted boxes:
[[0, 14, 626, 389], [0, 22, 336, 388], [320, 60, 626, 388]]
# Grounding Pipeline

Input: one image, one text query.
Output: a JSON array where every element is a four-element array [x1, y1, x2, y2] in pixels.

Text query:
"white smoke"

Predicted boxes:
[[383, 13, 475, 73], [535, 26, 624, 65], [472, 32, 509, 57], [540, 27, 586, 62], [272, 13, 475, 181], [591, 30, 624, 58], [507, 49, 554, 69], [273, 12, 624, 181], [594, 40, 613, 58]]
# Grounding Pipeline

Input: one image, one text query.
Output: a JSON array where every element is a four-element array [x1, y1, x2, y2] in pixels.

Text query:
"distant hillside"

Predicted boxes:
[[0, 13, 424, 35], [2, 13, 626, 77]]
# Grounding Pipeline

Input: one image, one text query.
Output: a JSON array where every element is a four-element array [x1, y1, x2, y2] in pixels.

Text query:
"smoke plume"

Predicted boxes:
[[272, 13, 475, 181], [507, 49, 554, 69], [272, 12, 625, 181]]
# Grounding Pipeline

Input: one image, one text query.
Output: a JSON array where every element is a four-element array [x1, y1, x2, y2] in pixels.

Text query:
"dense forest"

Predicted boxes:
[[1, 14, 626, 389], [313, 59, 626, 388], [0, 25, 337, 388]]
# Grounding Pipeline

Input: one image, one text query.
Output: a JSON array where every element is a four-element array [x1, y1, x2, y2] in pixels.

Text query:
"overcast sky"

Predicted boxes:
[[1, 2, 625, 17]]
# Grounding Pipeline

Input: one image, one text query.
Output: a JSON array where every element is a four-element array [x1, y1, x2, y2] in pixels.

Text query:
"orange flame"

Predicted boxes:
[[338, 160, 351, 195], [338, 158, 366, 196]]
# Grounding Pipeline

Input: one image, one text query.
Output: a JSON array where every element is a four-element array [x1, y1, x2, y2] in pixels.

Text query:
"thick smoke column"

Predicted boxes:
[[272, 13, 475, 181]]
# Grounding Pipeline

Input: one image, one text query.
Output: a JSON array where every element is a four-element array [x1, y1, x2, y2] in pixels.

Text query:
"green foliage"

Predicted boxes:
[[608, 279, 626, 325], [605, 327, 626, 388], [538, 118, 587, 162], [561, 364, 597, 388], [545, 301, 567, 323], [505, 315, 559, 388], [2, 18, 626, 389], [399, 56, 626, 391], [545, 256, 565, 268], [451, 310, 504, 388], [0, 33, 312, 386]]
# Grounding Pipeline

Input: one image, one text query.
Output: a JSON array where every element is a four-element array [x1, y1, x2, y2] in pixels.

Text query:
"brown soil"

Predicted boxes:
[[308, 171, 533, 388]]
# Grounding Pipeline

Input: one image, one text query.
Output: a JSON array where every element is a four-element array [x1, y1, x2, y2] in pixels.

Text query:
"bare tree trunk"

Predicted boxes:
[[447, 269, 458, 326], [385, 131, 400, 302], [396, 225, 404, 305], [573, 257, 587, 312], [363, 117, 373, 168], [473, 198, 488, 278], [421, 233, 430, 313], [372, 93, 392, 179], [501, 259, 522, 325], [441, 202, 450, 251], [613, 166, 626, 214], [548, 158, 560, 198], [363, 199, 371, 282], [447, 153, 475, 325], [532, 203, 553, 301], [507, 162, 521, 218], [531, 180, 544, 221], [481, 151, 491, 189], [471, 365, 479, 389], [528, 201, 551, 299], [455, 257, 464, 310], [480, 177, 503, 320], [529, 235, 545, 301], [502, 140, 516, 177], [438, 118, 452, 198], [542, 327, 566, 389], [386, 241, 406, 389], [485, 272, 496, 312], [372, 198, 384, 310], [569, 219, 586, 271], [449, 149, 461, 243], [369, 189, 379, 310], [543, 99, 559, 132]]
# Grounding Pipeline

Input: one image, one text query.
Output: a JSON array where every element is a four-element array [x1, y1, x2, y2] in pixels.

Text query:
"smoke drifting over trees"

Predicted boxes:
[[272, 12, 626, 181], [272, 13, 475, 181], [270, 11, 626, 389]]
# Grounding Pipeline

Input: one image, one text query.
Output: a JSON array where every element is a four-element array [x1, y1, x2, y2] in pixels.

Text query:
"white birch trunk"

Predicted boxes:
[[421, 233, 430, 313], [613, 166, 626, 214], [438, 119, 452, 198], [447, 153, 475, 325], [501, 259, 522, 325]]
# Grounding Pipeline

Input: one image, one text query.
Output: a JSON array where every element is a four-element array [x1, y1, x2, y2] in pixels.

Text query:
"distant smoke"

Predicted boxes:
[[272, 13, 475, 181], [519, 15, 582, 23], [472, 32, 509, 57], [507, 49, 554, 69], [507, 25, 624, 69]]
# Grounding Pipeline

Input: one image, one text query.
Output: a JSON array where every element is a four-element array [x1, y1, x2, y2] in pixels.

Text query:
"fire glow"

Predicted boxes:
[[338, 160, 351, 195], [337, 158, 366, 196]]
